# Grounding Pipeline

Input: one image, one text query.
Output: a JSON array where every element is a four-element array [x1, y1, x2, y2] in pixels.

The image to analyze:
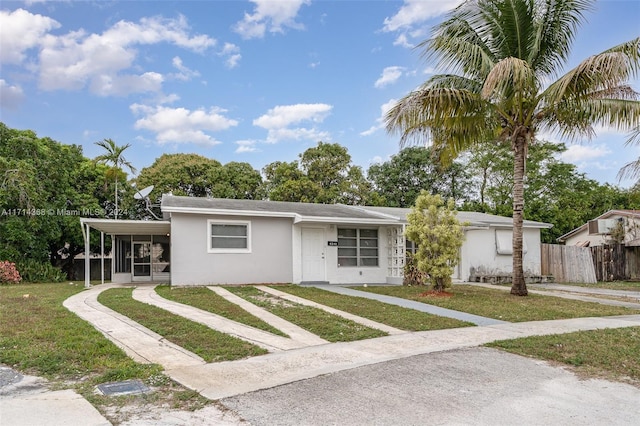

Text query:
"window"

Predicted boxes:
[[337, 228, 378, 267], [208, 220, 251, 253]]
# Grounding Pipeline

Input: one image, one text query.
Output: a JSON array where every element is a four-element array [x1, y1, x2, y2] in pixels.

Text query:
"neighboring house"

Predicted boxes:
[[80, 195, 552, 287], [557, 210, 640, 247]]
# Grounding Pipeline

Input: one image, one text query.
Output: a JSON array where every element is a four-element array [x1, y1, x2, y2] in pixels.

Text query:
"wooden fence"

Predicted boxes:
[[589, 244, 640, 282], [542, 243, 640, 283], [541, 244, 597, 284]]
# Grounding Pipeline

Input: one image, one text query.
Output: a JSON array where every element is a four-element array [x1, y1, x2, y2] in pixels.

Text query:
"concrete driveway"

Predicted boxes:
[[223, 347, 640, 426]]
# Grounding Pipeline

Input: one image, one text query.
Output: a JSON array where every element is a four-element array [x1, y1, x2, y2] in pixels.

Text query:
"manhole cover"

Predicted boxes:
[[96, 379, 151, 396]]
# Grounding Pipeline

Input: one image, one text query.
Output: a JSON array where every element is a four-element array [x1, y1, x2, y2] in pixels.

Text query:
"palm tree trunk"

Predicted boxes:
[[114, 179, 118, 220], [511, 135, 528, 296]]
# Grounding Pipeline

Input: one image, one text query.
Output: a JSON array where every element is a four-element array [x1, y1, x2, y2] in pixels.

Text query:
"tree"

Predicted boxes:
[[368, 147, 471, 207], [261, 142, 383, 205], [404, 192, 465, 292], [0, 123, 109, 278], [462, 141, 639, 243], [94, 138, 136, 219], [135, 154, 262, 203], [386, 0, 640, 295]]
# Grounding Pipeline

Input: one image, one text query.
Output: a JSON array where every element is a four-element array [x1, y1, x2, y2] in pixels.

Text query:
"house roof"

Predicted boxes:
[[360, 206, 552, 229], [160, 195, 399, 224], [161, 195, 552, 229], [80, 218, 171, 235], [556, 209, 640, 242]]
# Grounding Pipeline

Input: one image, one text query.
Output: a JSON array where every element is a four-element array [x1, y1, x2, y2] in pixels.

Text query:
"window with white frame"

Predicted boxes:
[[208, 220, 251, 253], [337, 228, 378, 267]]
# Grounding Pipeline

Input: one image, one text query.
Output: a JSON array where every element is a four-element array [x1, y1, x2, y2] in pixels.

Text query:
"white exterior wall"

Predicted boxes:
[[292, 224, 391, 284], [564, 215, 640, 246], [459, 227, 543, 279], [170, 213, 293, 285], [564, 229, 608, 247]]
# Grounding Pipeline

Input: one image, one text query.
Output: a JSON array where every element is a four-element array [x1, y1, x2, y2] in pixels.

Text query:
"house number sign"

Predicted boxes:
[[327, 241, 339, 246]]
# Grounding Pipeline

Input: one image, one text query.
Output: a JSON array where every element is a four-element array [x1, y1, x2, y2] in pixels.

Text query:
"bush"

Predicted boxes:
[[0, 261, 22, 284], [15, 260, 66, 283]]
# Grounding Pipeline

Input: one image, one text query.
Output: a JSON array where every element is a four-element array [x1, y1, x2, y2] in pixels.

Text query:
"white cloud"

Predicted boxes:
[[374, 66, 404, 88], [170, 56, 200, 81], [36, 14, 215, 95], [383, 0, 463, 32], [0, 79, 25, 109], [219, 43, 241, 68], [360, 99, 397, 136], [131, 104, 238, 145], [90, 72, 164, 96], [392, 33, 413, 49], [235, 140, 260, 153], [253, 103, 333, 143], [560, 144, 612, 163], [254, 103, 332, 129], [0, 9, 60, 64], [234, 0, 310, 39]]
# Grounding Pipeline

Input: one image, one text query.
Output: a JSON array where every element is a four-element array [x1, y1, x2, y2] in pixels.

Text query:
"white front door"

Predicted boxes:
[[302, 228, 326, 282]]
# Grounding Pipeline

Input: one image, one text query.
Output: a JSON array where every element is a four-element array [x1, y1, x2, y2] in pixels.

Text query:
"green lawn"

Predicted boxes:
[[98, 288, 268, 362], [224, 286, 387, 341], [272, 285, 472, 330], [487, 327, 640, 385], [155, 285, 288, 337], [0, 283, 211, 422], [355, 285, 636, 322]]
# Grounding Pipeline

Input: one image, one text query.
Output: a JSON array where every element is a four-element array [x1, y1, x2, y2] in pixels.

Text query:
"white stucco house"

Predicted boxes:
[[557, 210, 640, 247], [80, 195, 552, 287]]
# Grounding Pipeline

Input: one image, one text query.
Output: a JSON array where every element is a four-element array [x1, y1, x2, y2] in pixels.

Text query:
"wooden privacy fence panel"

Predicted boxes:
[[590, 244, 627, 282], [541, 244, 597, 284]]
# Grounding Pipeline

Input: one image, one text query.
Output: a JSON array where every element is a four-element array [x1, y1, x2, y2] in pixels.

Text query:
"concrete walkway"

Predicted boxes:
[[467, 282, 640, 310], [312, 284, 507, 326]]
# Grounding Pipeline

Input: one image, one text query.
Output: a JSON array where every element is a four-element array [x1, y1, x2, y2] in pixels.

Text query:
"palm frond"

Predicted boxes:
[[542, 38, 640, 105], [529, 0, 594, 76], [482, 56, 537, 99]]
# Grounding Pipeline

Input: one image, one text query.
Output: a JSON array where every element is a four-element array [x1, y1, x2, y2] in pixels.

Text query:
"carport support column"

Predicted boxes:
[[100, 231, 104, 285], [84, 223, 90, 288]]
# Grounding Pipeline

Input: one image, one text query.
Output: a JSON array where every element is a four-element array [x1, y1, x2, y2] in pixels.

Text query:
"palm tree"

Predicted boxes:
[[386, 0, 640, 296], [94, 138, 136, 220]]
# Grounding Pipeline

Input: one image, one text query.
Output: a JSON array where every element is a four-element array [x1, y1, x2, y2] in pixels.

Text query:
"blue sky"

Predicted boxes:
[[1, 0, 639, 188]]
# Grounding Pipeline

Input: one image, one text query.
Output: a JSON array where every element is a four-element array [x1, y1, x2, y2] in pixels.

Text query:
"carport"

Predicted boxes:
[[80, 218, 171, 288]]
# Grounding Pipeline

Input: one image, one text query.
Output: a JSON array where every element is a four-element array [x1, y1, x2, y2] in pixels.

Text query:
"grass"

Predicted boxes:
[[355, 285, 636, 322], [224, 286, 387, 342], [272, 285, 472, 330], [155, 285, 288, 337], [486, 327, 640, 386], [0, 282, 210, 423], [98, 288, 268, 362]]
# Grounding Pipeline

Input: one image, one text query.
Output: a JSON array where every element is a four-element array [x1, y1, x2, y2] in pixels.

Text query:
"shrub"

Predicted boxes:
[[0, 261, 22, 284], [403, 253, 427, 286], [15, 260, 66, 283]]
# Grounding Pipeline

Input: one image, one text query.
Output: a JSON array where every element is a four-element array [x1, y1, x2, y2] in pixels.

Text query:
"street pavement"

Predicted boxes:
[[2, 282, 640, 425]]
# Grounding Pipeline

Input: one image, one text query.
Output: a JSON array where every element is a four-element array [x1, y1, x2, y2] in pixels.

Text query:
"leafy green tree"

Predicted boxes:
[[368, 147, 471, 207], [462, 141, 639, 243], [0, 123, 108, 278], [135, 153, 262, 203], [405, 192, 465, 292], [262, 142, 382, 205], [94, 138, 136, 219], [386, 0, 640, 295]]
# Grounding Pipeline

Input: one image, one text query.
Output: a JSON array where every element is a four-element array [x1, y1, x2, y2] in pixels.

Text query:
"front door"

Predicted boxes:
[[132, 241, 151, 281], [302, 228, 326, 282]]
